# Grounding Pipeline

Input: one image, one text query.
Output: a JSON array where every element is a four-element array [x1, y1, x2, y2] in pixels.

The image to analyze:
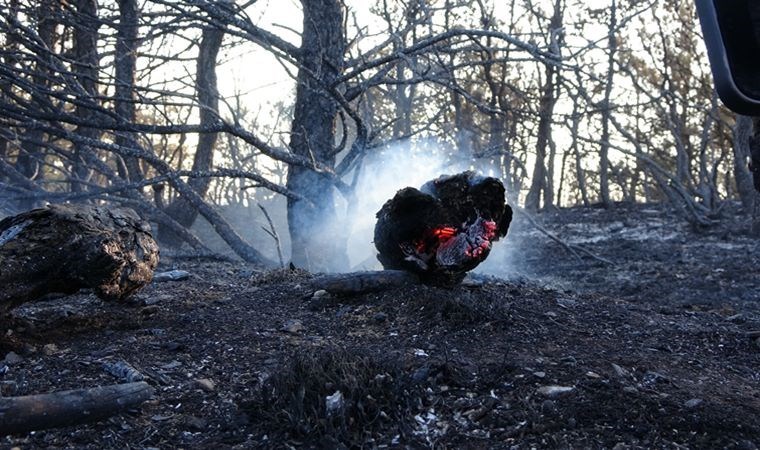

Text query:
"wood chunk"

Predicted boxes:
[[310, 270, 421, 295], [0, 382, 154, 435], [0, 204, 159, 312]]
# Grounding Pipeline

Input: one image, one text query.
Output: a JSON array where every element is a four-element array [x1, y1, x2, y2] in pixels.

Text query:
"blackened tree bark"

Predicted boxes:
[[733, 116, 755, 207], [162, 24, 224, 246], [598, 0, 618, 208], [15, 2, 58, 209], [286, 0, 347, 271], [71, 0, 101, 193], [525, 0, 563, 211], [114, 0, 142, 182]]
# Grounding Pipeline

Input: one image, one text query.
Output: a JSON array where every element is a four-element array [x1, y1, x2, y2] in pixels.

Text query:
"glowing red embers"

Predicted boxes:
[[411, 226, 457, 255], [432, 226, 457, 242], [482, 220, 497, 241]]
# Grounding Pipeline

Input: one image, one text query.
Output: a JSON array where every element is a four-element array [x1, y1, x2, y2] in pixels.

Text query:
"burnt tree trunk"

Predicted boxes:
[[114, 0, 142, 182], [750, 117, 760, 192], [15, 2, 58, 210], [598, 0, 618, 208], [733, 115, 755, 208], [286, 0, 347, 271], [161, 24, 224, 247], [71, 0, 101, 193], [0, 382, 154, 435], [0, 204, 159, 313], [525, 0, 563, 211]]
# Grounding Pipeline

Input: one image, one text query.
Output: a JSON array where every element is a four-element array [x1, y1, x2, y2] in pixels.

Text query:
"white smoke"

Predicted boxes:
[[337, 138, 521, 276]]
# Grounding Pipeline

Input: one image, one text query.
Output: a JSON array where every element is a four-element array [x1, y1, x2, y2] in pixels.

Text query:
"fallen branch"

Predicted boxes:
[[310, 270, 421, 296], [258, 203, 284, 268], [0, 382, 154, 435], [515, 207, 615, 266]]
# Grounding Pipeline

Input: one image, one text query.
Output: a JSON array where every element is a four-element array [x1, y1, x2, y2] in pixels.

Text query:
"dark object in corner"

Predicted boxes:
[[696, 0, 760, 114], [374, 171, 512, 284], [0, 204, 159, 312]]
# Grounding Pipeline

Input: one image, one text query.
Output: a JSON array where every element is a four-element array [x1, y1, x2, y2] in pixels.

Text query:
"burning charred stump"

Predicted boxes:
[[374, 172, 512, 285], [0, 382, 154, 435], [0, 204, 159, 313]]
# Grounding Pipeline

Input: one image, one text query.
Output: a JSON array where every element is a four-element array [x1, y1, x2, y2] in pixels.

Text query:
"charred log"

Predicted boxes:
[[0, 204, 159, 313], [0, 382, 154, 435], [374, 171, 512, 285], [310, 270, 421, 295]]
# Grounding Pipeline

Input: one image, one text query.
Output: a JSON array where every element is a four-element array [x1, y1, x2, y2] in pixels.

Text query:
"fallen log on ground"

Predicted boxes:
[[0, 204, 159, 313], [0, 381, 154, 435], [310, 270, 421, 295]]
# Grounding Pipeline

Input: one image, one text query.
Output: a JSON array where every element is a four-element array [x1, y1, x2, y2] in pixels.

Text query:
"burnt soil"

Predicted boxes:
[[2, 202, 759, 449]]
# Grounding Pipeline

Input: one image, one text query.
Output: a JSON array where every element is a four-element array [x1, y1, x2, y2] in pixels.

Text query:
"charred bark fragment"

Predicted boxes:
[[0, 382, 154, 435], [0, 204, 159, 313]]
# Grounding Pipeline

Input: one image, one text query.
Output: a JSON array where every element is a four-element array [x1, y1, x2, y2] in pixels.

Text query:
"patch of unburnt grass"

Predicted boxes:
[[242, 347, 431, 447]]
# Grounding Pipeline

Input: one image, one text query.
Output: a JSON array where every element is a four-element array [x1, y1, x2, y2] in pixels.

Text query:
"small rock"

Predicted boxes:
[[312, 290, 329, 299], [726, 313, 744, 323], [585, 371, 601, 379], [641, 371, 668, 386], [21, 344, 36, 355], [103, 360, 145, 382], [164, 342, 186, 352], [140, 305, 160, 316], [623, 386, 638, 394], [144, 294, 172, 306], [612, 443, 630, 450], [184, 415, 207, 431], [461, 277, 484, 288], [42, 344, 59, 356], [281, 319, 304, 334], [412, 366, 431, 383], [161, 360, 182, 370], [153, 270, 191, 282], [611, 363, 628, 378], [372, 312, 388, 323], [195, 378, 216, 392], [736, 440, 758, 450], [335, 305, 352, 318], [684, 398, 703, 409], [533, 371, 546, 378], [151, 414, 174, 422], [325, 390, 344, 416], [537, 385, 574, 398], [541, 399, 556, 413], [3, 352, 23, 366]]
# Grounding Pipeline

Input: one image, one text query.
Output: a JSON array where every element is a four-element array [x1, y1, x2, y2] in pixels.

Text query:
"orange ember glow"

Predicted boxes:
[[432, 226, 457, 241]]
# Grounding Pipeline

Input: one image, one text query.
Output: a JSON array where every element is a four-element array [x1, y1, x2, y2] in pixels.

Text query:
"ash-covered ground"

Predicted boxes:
[[1, 203, 759, 449]]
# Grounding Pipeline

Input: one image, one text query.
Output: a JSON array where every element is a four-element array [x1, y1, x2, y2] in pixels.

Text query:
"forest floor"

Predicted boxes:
[[2, 202, 760, 449]]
